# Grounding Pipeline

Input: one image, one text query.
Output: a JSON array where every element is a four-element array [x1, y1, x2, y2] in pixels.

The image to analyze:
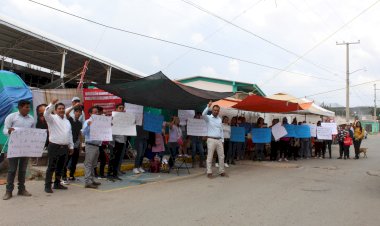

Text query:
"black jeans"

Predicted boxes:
[[338, 141, 344, 157], [63, 148, 80, 179], [108, 142, 123, 177], [45, 143, 68, 188], [354, 139, 362, 159], [95, 145, 107, 177], [279, 140, 289, 159], [314, 142, 324, 158], [325, 140, 332, 158], [270, 141, 280, 161], [6, 157, 29, 192]]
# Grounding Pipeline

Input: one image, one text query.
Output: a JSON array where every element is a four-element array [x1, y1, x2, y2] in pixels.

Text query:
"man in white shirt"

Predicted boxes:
[[2, 100, 34, 200], [44, 99, 74, 193], [202, 101, 226, 178]]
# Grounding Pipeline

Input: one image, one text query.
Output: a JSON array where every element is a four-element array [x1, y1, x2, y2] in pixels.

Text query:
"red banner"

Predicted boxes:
[[83, 88, 122, 119]]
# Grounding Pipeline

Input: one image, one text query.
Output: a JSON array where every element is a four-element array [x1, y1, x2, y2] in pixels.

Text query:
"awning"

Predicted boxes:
[[232, 94, 312, 113], [96, 71, 234, 110], [268, 93, 335, 117], [212, 98, 241, 108]]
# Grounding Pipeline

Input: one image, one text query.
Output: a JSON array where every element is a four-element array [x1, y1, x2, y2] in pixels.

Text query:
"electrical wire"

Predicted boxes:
[[261, 0, 380, 86], [27, 0, 341, 83]]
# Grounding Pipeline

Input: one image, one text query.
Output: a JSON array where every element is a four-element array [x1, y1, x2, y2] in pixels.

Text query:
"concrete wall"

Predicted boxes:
[[183, 80, 232, 92]]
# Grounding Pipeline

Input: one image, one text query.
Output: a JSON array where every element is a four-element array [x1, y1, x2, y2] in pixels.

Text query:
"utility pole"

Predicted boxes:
[[336, 40, 360, 123]]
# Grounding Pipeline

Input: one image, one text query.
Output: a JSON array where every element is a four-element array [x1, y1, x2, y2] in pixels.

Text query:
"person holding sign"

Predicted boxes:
[[44, 99, 74, 194], [2, 100, 34, 200], [269, 119, 280, 161], [190, 113, 206, 168], [314, 121, 325, 159], [81, 106, 102, 189], [202, 101, 226, 178], [254, 117, 266, 161], [165, 116, 182, 168], [279, 117, 290, 162]]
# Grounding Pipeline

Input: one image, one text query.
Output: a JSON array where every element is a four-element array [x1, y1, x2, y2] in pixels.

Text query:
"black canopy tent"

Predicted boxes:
[[95, 71, 234, 110]]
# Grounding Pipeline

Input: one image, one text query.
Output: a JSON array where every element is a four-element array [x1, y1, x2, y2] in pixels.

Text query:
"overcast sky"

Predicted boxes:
[[1, 0, 380, 107]]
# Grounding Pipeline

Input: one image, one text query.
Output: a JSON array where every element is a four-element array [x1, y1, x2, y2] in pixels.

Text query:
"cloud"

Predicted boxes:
[[228, 59, 239, 75], [200, 66, 218, 77], [191, 32, 204, 45]]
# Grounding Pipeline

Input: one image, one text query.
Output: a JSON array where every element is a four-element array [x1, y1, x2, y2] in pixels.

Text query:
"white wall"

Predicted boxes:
[[183, 81, 232, 92]]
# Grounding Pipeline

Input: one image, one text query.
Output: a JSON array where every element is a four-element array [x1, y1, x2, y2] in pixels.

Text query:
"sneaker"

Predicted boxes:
[[53, 184, 68, 190], [61, 180, 70, 185], [284, 158, 289, 162], [92, 181, 101, 186], [224, 163, 229, 168], [319, 157, 323, 159], [97, 176, 106, 180], [278, 158, 282, 162], [133, 168, 140, 174], [68, 177, 76, 181], [3, 192, 12, 200], [138, 167, 145, 173], [215, 163, 219, 167]]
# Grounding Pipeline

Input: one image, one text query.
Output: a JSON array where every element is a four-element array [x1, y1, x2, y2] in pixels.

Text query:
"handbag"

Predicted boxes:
[[344, 136, 352, 146]]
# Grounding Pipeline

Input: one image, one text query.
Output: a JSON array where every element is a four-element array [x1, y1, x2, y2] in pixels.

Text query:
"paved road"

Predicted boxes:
[[1, 135, 380, 226]]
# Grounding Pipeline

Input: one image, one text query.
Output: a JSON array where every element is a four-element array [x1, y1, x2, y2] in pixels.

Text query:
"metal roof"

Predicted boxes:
[[0, 16, 145, 86]]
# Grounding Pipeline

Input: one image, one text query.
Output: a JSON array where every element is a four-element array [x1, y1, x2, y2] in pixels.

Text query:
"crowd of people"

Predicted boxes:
[[1, 98, 366, 200]]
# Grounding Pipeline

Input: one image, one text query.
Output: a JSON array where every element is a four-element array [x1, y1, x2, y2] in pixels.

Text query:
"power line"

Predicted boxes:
[[162, 0, 263, 71], [181, 0, 343, 78], [261, 0, 380, 86], [26, 0, 341, 82]]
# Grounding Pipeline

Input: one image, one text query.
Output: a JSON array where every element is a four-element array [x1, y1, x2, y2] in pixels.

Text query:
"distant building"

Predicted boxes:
[[177, 76, 265, 99]]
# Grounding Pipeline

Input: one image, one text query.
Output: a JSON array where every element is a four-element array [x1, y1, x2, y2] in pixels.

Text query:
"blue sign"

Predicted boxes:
[[143, 112, 164, 133], [284, 124, 296, 137], [295, 125, 311, 138], [230, 126, 245, 142], [251, 128, 271, 143]]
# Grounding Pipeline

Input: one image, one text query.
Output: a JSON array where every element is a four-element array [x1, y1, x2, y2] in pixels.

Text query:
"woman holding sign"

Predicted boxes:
[[166, 116, 182, 168], [254, 117, 265, 161]]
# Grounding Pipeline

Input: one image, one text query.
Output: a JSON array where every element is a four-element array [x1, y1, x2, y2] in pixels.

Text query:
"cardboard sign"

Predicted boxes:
[[251, 128, 271, 143], [143, 112, 164, 133], [307, 124, 317, 137], [112, 111, 136, 136], [178, 110, 195, 126], [187, 118, 208, 136], [90, 115, 112, 141], [321, 122, 338, 135], [295, 125, 311, 138], [125, 103, 144, 126], [284, 124, 296, 137], [230, 127, 245, 142], [271, 123, 287, 141], [7, 128, 47, 158], [317, 126, 332, 140]]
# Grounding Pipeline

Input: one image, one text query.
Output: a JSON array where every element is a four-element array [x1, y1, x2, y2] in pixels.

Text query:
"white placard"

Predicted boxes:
[[90, 115, 112, 141], [178, 110, 195, 126], [7, 128, 47, 158], [321, 122, 338, 135], [307, 124, 317, 137], [316, 126, 332, 140], [125, 103, 144, 126], [187, 118, 208, 136], [112, 111, 136, 136], [271, 123, 287, 141]]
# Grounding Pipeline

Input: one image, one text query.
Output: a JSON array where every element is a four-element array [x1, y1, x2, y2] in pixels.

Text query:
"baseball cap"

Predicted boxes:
[[72, 97, 80, 102]]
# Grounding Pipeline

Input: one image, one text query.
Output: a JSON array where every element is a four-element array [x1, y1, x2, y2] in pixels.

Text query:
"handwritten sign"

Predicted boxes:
[[295, 125, 311, 138], [7, 128, 47, 158], [317, 126, 332, 140], [90, 115, 112, 141], [284, 124, 296, 137], [178, 110, 195, 126], [143, 112, 164, 133], [112, 112, 136, 136], [251, 128, 271, 143], [187, 118, 208, 136], [271, 123, 287, 141], [125, 103, 144, 126], [230, 127, 245, 142], [306, 124, 317, 137], [321, 122, 338, 135]]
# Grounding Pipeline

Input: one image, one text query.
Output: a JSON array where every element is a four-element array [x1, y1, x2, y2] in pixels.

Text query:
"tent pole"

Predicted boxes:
[[106, 66, 112, 84], [60, 50, 67, 88]]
